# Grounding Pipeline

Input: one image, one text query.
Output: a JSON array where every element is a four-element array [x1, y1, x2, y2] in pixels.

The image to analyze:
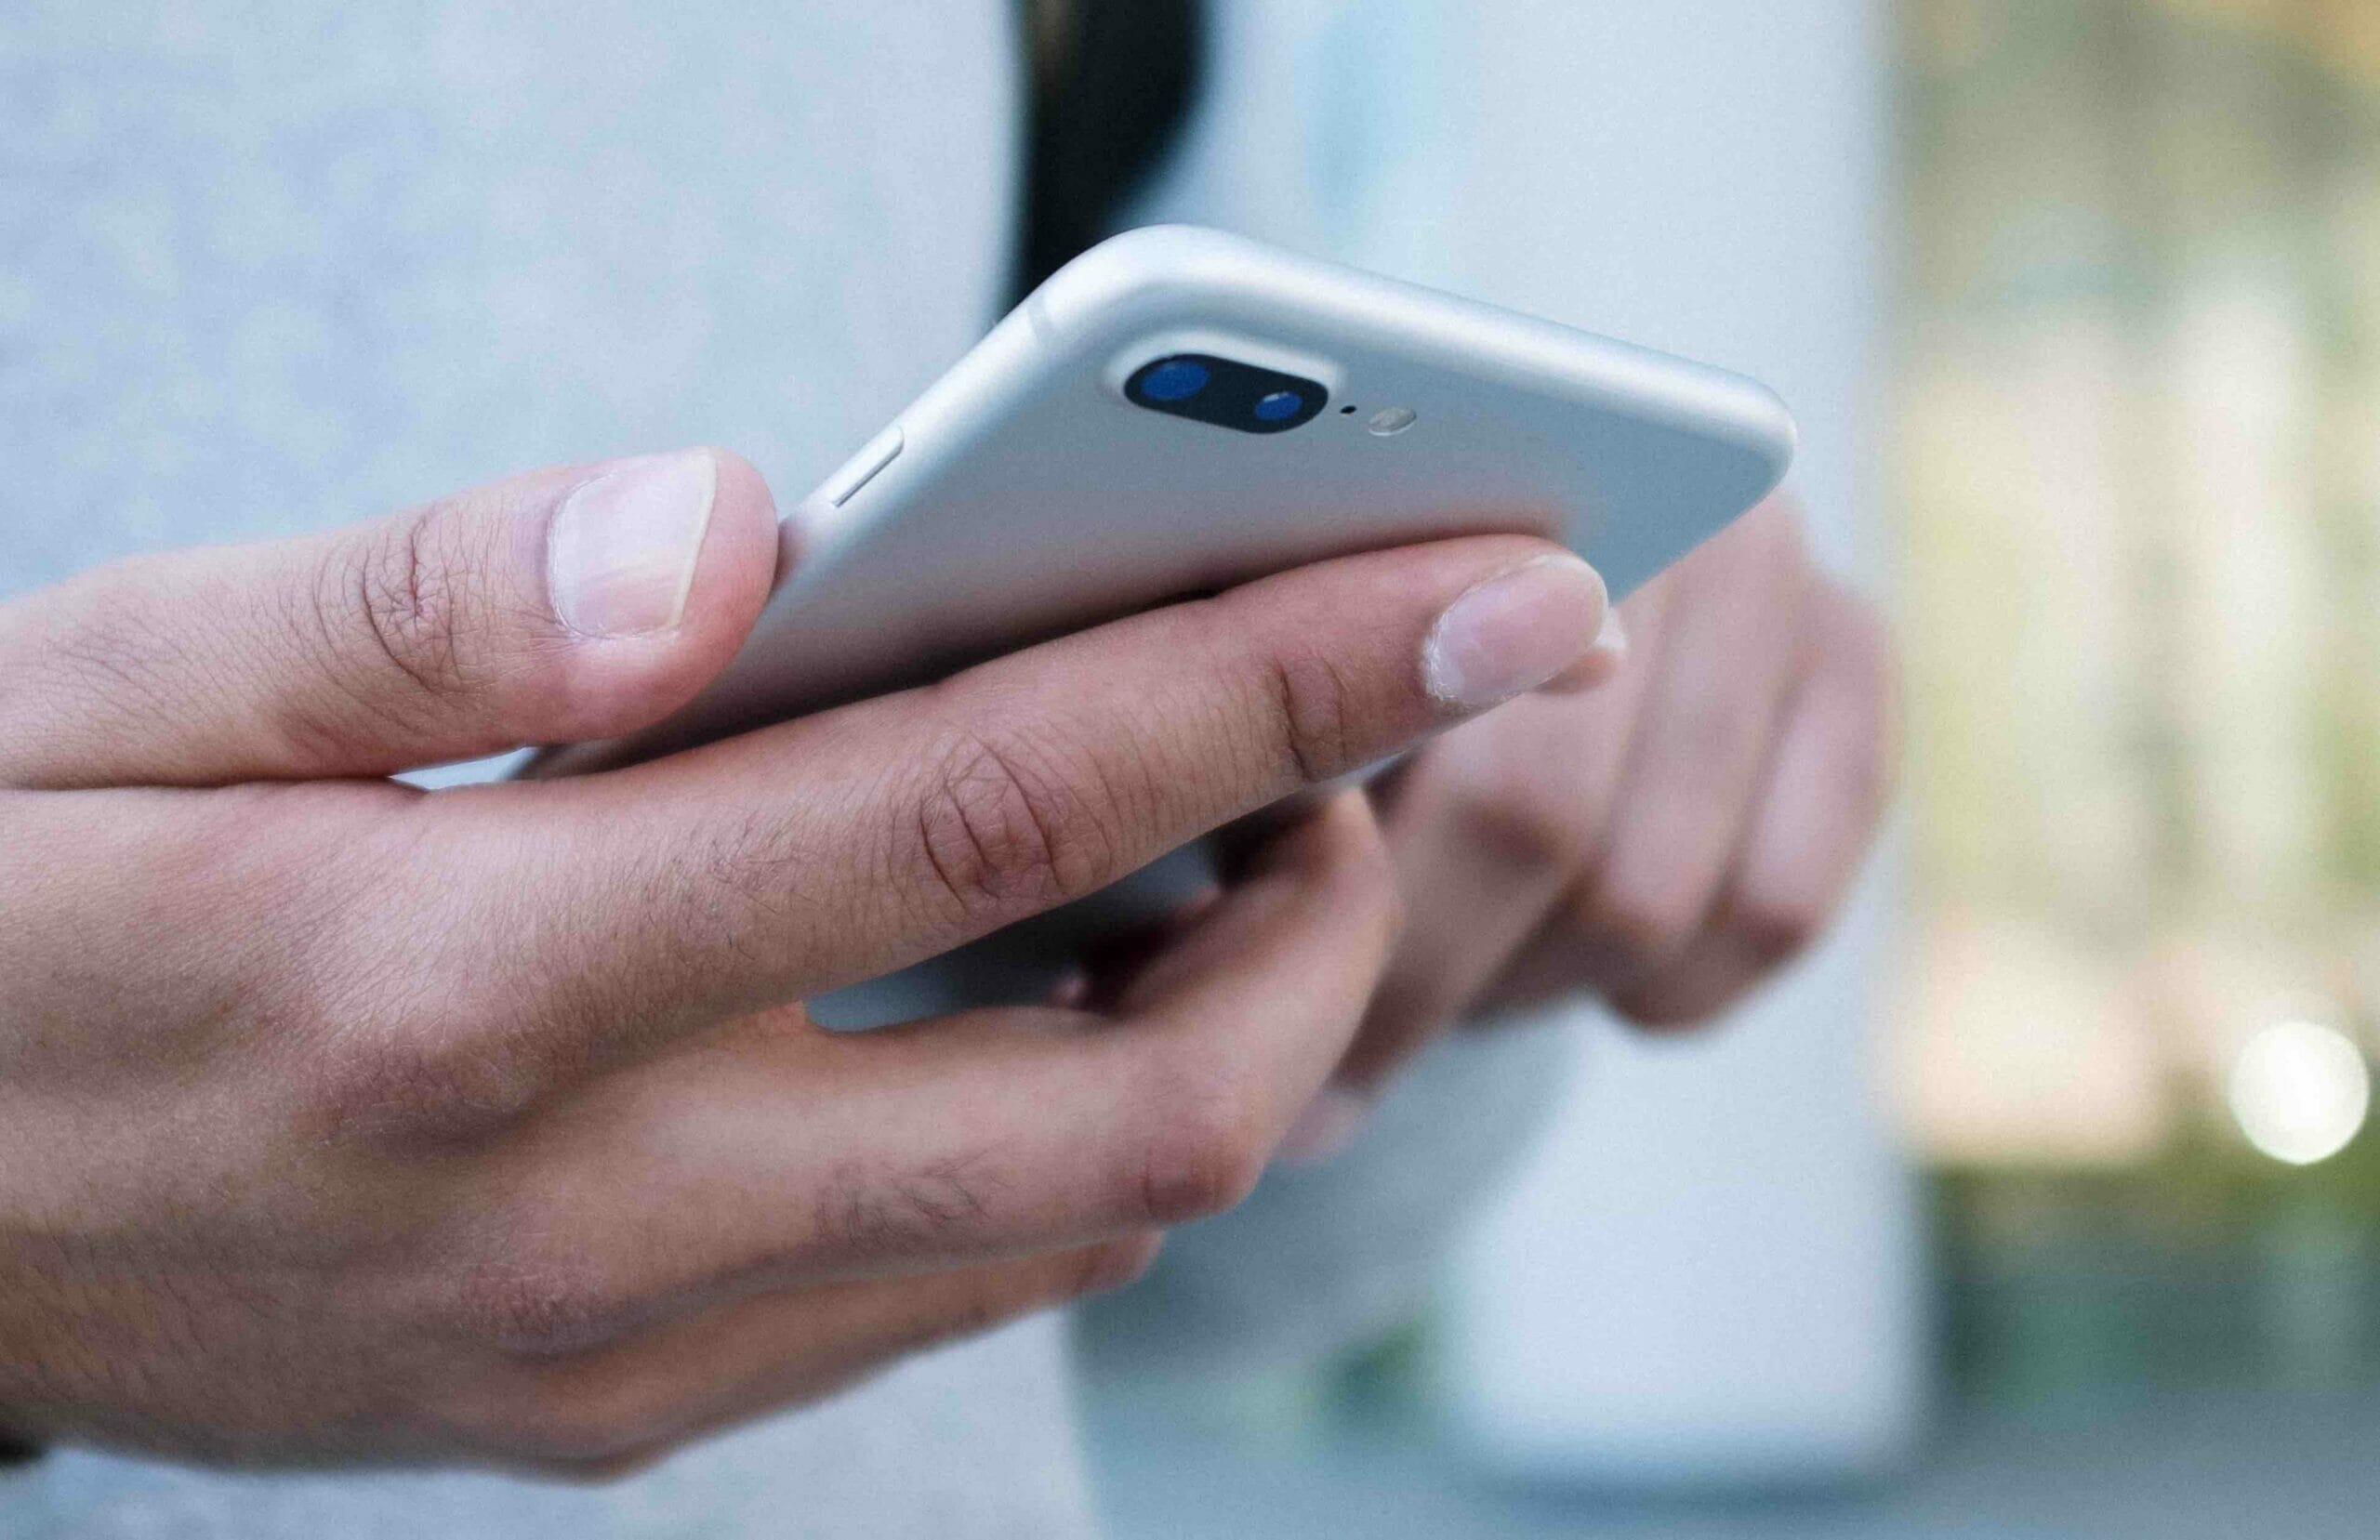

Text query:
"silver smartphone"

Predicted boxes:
[[532, 225, 1793, 779], [531, 226, 1794, 1020]]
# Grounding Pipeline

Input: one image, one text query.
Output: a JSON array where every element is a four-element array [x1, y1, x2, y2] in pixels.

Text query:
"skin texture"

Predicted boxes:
[[0, 449, 1612, 1475], [0, 448, 1888, 1476], [1322, 496, 1898, 1130]]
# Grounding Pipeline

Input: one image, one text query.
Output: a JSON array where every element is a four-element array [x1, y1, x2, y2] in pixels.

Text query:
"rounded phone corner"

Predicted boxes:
[[1666, 370, 1797, 505], [1737, 383, 1800, 500], [1027, 225, 1265, 337]]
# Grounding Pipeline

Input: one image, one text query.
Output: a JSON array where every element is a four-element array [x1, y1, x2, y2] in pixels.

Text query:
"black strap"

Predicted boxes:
[[1015, 0, 1206, 296]]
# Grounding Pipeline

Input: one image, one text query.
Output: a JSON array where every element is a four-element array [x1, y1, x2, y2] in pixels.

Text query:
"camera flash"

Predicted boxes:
[[1367, 406, 1418, 436]]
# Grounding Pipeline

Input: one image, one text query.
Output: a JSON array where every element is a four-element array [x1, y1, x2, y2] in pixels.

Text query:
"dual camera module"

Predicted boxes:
[[1125, 353, 1329, 435]]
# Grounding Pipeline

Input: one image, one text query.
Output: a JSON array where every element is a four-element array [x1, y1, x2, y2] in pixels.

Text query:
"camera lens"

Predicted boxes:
[[1138, 358, 1210, 402], [1253, 390, 1303, 423], [1126, 353, 1326, 434]]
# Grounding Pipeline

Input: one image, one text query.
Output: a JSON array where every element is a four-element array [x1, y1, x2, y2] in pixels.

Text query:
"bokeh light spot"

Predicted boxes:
[[2228, 1020, 2370, 1166]]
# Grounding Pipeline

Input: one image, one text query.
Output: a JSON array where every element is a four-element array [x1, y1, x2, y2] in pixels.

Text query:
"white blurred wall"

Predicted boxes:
[[1143, 0, 1924, 1486]]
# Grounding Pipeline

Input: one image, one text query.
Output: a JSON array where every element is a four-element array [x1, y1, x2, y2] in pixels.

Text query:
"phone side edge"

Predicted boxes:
[[1029, 226, 1797, 488]]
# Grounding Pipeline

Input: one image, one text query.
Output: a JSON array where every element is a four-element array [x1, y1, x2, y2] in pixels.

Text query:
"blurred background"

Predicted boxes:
[[1075, 2, 2380, 1535]]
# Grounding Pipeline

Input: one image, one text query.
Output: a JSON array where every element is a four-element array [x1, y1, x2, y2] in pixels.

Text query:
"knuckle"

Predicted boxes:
[[901, 730, 1119, 923], [448, 1248, 650, 1359], [1127, 1054, 1272, 1224], [1433, 760, 1587, 876], [1573, 872, 1704, 971], [1727, 883, 1826, 968], [303, 502, 483, 725], [310, 1016, 549, 1149], [1263, 649, 1361, 784]]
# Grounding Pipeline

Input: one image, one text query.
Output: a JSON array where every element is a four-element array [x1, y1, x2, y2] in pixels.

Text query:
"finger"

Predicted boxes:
[[454, 796, 1397, 1348], [1525, 497, 1811, 999], [480, 1233, 1160, 1473], [1537, 605, 1634, 694], [1608, 580, 1897, 1026], [0, 450, 779, 789], [389, 537, 1602, 1085], [1326, 595, 1659, 1100]]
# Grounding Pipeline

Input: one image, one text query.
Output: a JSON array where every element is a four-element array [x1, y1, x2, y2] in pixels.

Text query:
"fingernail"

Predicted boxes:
[[1422, 554, 1608, 712], [1278, 1088, 1370, 1168], [549, 450, 719, 638], [1589, 607, 1628, 665]]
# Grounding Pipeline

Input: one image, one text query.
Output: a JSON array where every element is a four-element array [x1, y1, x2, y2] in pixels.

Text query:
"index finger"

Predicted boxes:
[[387, 535, 1606, 1097]]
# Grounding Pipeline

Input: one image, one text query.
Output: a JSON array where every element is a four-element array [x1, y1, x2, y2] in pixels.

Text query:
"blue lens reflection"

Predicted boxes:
[[1140, 359, 1210, 402], [1254, 389, 1303, 422]]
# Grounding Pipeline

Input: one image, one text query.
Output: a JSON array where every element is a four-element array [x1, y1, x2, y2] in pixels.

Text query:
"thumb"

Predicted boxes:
[[0, 449, 778, 789]]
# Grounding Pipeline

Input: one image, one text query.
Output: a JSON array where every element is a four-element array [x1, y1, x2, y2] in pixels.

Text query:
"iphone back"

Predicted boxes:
[[538, 225, 1794, 774]]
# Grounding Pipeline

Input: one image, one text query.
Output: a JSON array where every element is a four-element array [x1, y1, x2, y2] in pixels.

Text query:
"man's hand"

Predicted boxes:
[[1288, 497, 1896, 1158], [0, 449, 1611, 1474]]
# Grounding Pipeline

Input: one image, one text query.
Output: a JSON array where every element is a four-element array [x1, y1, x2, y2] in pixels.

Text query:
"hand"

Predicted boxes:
[[0, 449, 1612, 1474], [1288, 496, 1896, 1157]]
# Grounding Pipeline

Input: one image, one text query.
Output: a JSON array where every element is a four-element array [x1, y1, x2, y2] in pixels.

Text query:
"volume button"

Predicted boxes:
[[818, 426, 905, 507]]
